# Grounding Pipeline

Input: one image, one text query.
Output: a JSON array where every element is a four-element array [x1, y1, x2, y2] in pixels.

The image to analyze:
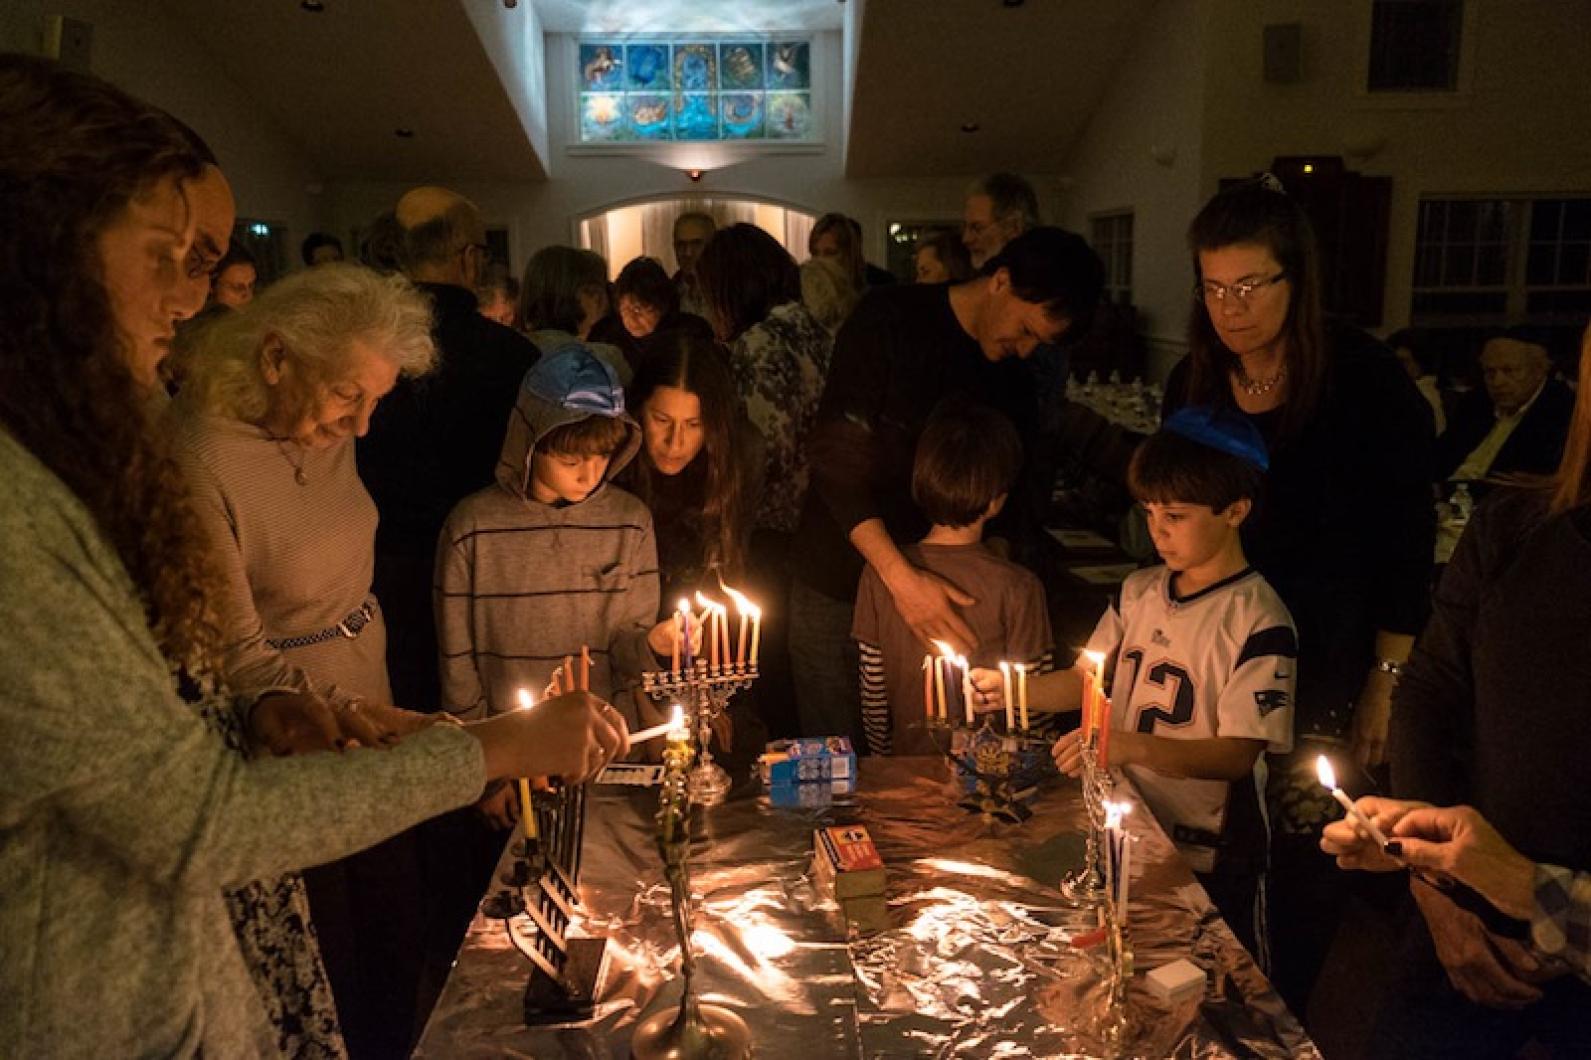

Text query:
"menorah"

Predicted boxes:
[[640, 660, 758, 805], [924, 715, 1055, 824]]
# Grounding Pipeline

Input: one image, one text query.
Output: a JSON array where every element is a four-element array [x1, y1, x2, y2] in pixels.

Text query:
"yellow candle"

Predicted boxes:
[[934, 656, 948, 721], [999, 661, 1014, 731], [749, 606, 762, 666], [516, 688, 538, 840], [1016, 663, 1029, 731]]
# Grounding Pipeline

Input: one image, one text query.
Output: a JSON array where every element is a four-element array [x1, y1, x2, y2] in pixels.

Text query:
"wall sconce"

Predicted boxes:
[[687, 169, 703, 183]]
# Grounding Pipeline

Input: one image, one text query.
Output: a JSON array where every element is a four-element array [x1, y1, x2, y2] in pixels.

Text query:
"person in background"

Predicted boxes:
[[605, 255, 714, 373], [794, 227, 1102, 742], [477, 262, 519, 327], [1388, 326, 1447, 436], [963, 172, 1040, 269], [846, 216, 897, 287], [915, 227, 975, 284], [810, 212, 867, 293], [1435, 329, 1572, 488], [854, 401, 1052, 757], [800, 253, 861, 337], [672, 210, 716, 319], [302, 231, 345, 267], [211, 242, 257, 309], [359, 209, 406, 274], [1360, 322, 1591, 1058], [1162, 175, 1435, 1016], [0, 52, 627, 1060], [518, 245, 628, 382]]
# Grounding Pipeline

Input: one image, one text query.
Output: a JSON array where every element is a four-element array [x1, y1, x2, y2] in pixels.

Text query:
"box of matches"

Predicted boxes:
[[838, 893, 889, 933], [814, 824, 886, 900], [760, 737, 856, 786], [1146, 958, 1206, 1004]]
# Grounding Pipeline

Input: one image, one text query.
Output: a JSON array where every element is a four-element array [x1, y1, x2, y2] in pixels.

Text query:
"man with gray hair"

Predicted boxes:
[[672, 210, 716, 318], [1437, 329, 1572, 485], [963, 172, 1041, 269]]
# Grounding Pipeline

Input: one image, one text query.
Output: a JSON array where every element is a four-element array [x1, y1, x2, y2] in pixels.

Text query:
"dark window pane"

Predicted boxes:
[[1475, 245, 1507, 286], [1443, 244, 1476, 284], [1369, 0, 1464, 91], [1563, 200, 1591, 241], [1445, 201, 1478, 241], [1530, 200, 1563, 242], [1412, 290, 1507, 317], [1476, 201, 1512, 242], [1417, 200, 1447, 243], [1560, 244, 1590, 286], [1525, 289, 1591, 317], [1414, 244, 1442, 287], [1527, 244, 1558, 286]]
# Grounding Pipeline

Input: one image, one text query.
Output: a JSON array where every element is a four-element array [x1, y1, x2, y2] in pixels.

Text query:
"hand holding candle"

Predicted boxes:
[[1316, 755, 1394, 851], [632, 703, 690, 745]]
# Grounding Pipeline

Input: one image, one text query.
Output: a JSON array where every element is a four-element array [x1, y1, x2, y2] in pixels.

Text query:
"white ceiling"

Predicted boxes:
[[161, 0, 1154, 183]]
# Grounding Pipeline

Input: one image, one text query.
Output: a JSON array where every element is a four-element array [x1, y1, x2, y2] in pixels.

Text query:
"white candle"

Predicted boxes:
[[1315, 755, 1392, 849], [999, 661, 1014, 731], [722, 585, 754, 668], [1015, 663, 1029, 731], [634, 704, 689, 745], [958, 655, 974, 725], [749, 605, 762, 667]]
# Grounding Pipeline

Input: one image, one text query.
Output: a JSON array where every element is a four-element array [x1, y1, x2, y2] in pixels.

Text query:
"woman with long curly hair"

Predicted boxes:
[[0, 54, 626, 1058]]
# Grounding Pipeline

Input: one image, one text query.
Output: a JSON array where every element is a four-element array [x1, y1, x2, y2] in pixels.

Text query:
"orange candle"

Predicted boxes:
[[580, 645, 591, 692], [934, 656, 948, 720], [923, 655, 934, 719]]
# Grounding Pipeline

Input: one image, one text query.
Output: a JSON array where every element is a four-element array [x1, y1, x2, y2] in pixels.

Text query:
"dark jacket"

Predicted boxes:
[[357, 282, 540, 711], [1434, 377, 1574, 484]]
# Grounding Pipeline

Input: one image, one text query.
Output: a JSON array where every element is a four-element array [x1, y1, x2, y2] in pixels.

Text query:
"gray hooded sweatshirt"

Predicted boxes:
[[435, 345, 658, 723]]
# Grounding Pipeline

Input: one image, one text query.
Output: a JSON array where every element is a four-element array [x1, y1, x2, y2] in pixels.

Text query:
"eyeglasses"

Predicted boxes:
[[1195, 272, 1288, 307]]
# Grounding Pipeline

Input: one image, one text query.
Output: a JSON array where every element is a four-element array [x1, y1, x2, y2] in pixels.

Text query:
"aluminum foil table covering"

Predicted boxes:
[[415, 757, 1320, 1059]]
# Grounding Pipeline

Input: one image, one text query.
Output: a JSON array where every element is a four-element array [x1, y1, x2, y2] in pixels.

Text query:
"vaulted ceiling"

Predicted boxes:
[[164, 0, 1155, 182]]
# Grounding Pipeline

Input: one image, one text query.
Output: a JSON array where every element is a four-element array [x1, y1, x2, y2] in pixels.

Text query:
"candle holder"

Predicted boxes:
[[641, 660, 758, 806], [479, 781, 607, 1025], [1100, 909, 1134, 1055], [924, 716, 1054, 825], [631, 733, 753, 1059], [1059, 741, 1111, 904]]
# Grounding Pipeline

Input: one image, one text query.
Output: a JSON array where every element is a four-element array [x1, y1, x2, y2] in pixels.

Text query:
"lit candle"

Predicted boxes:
[[722, 585, 754, 668], [1097, 694, 1113, 768], [1016, 662, 1029, 731], [678, 598, 694, 670], [1316, 755, 1393, 849], [633, 703, 690, 745], [580, 644, 591, 692], [999, 661, 1014, 731], [1086, 650, 1107, 741], [923, 654, 934, 719], [695, 592, 724, 670], [958, 655, 974, 725], [516, 688, 538, 841], [748, 603, 762, 667], [932, 640, 956, 722]]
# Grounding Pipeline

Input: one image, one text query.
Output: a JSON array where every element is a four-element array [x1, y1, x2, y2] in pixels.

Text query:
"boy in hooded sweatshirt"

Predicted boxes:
[[435, 345, 678, 753]]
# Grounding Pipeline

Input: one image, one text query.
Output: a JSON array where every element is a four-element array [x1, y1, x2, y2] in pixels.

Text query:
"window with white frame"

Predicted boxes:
[[1411, 196, 1591, 324], [1089, 212, 1133, 306]]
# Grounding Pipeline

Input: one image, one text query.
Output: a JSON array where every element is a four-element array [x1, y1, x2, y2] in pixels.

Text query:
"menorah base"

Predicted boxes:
[[631, 994, 752, 1060], [523, 936, 607, 1025], [685, 761, 732, 806], [1059, 869, 1107, 903]]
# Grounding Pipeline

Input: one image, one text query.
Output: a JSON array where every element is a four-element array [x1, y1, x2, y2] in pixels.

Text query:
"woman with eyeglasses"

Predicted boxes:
[[1162, 177, 1436, 1016]]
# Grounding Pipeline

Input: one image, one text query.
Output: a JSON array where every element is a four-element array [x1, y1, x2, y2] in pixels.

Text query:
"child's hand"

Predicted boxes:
[[967, 667, 1007, 714], [476, 781, 518, 831], [648, 615, 704, 659], [1051, 729, 1085, 777]]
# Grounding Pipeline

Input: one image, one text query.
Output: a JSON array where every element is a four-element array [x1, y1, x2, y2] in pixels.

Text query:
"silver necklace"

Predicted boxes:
[[274, 439, 308, 486], [1235, 363, 1287, 397]]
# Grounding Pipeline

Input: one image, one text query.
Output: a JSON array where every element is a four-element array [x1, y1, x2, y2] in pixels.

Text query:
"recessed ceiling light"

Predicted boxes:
[[394, 128, 415, 139], [960, 122, 981, 133], [300, 1, 325, 11]]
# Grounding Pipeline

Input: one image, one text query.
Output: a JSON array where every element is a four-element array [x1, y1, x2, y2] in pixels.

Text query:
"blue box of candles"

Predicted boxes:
[[759, 737, 857, 786]]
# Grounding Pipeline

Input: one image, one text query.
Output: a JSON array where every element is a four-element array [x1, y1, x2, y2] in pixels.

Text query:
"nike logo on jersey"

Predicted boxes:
[[1151, 628, 1171, 648], [1254, 689, 1290, 717]]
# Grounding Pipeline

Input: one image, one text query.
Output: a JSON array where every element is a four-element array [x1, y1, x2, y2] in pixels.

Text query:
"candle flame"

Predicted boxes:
[[517, 688, 535, 711], [1315, 754, 1337, 790], [1103, 799, 1133, 829], [677, 597, 692, 616], [694, 589, 726, 614], [670, 703, 685, 729], [999, 660, 1012, 675], [1084, 649, 1106, 666], [720, 582, 758, 616], [931, 638, 957, 659], [1014, 662, 1026, 675]]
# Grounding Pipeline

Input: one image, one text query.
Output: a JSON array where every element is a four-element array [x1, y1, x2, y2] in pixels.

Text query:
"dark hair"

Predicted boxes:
[[520, 245, 609, 333], [615, 256, 679, 316], [622, 332, 750, 576], [1185, 179, 1326, 441], [0, 53, 224, 679], [1128, 429, 1264, 512], [911, 402, 1024, 528], [696, 223, 801, 340], [300, 231, 343, 265], [967, 172, 1041, 231], [539, 414, 630, 457], [478, 261, 519, 303], [916, 227, 974, 282], [359, 210, 406, 274], [1386, 326, 1435, 375], [981, 226, 1105, 339], [215, 241, 256, 274], [809, 212, 866, 290]]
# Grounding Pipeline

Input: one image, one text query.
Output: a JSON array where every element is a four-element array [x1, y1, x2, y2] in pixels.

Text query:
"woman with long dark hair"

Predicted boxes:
[[0, 54, 625, 1057], [1163, 176, 1436, 1014]]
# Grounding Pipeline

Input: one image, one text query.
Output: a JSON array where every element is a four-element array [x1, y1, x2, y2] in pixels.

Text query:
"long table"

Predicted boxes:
[[415, 757, 1318, 1058]]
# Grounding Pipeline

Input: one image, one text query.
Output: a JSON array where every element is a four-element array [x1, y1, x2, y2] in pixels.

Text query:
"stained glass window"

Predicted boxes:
[[577, 37, 814, 144]]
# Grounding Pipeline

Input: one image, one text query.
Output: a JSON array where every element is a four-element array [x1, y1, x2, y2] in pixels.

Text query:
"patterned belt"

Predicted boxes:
[[266, 599, 377, 651]]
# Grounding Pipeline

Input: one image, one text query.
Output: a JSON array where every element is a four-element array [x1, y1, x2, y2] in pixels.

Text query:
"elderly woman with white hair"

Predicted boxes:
[[170, 262, 442, 1057]]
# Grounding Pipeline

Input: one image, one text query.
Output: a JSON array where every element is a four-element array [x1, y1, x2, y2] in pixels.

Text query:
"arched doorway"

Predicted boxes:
[[577, 196, 818, 278]]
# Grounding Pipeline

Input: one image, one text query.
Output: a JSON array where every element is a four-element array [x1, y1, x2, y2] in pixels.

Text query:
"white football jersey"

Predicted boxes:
[[1086, 565, 1296, 873]]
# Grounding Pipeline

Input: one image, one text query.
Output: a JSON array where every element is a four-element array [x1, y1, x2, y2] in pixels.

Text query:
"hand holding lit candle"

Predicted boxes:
[[1316, 755, 1394, 851], [632, 703, 690, 745]]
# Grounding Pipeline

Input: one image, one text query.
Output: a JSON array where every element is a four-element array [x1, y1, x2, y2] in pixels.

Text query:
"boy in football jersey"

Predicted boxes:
[[1034, 406, 1295, 964]]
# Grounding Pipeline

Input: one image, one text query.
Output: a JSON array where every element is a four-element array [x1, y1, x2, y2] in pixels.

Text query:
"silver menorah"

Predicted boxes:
[[640, 660, 757, 805]]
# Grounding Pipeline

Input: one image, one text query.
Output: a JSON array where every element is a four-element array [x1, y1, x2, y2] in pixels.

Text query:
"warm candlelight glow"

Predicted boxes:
[[517, 688, 535, 711], [1315, 754, 1337, 791], [1104, 799, 1133, 830], [931, 638, 957, 658]]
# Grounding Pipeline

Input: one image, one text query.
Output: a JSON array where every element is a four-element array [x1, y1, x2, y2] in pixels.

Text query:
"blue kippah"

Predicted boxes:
[[524, 342, 626, 417], [1161, 405, 1270, 471]]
